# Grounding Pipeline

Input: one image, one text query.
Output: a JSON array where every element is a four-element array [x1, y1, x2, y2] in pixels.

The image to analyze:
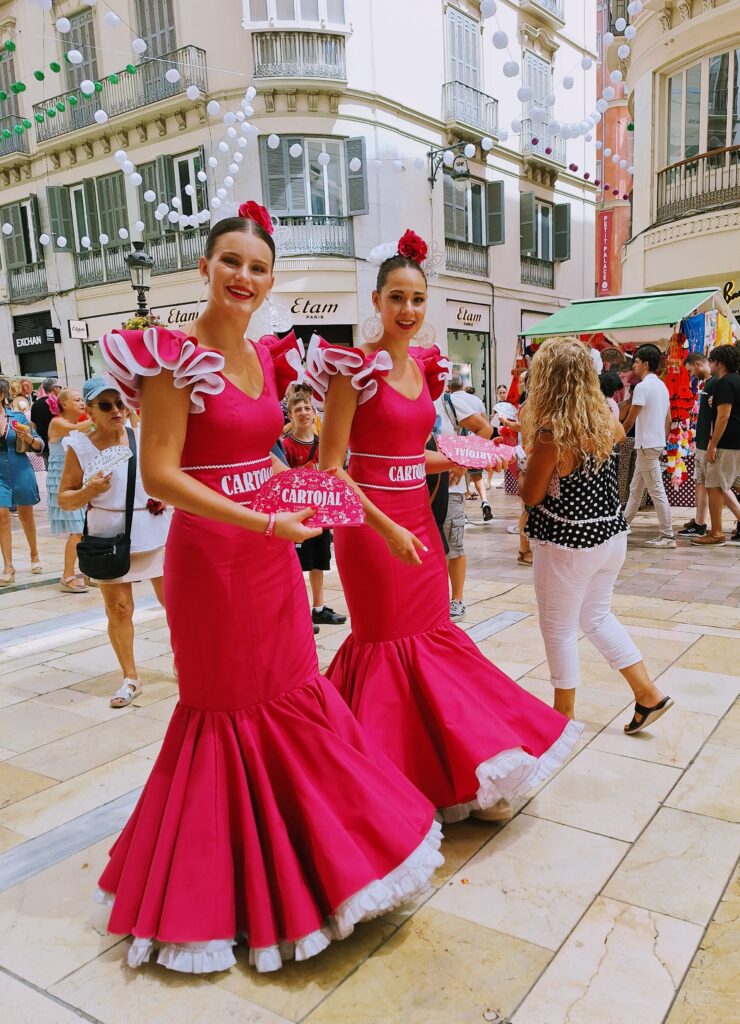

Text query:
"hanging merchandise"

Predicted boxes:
[[682, 314, 705, 355], [663, 333, 694, 489], [716, 314, 733, 347], [705, 311, 718, 351]]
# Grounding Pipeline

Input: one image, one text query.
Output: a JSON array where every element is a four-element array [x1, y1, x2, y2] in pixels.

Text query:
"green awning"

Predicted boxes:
[[521, 289, 718, 338]]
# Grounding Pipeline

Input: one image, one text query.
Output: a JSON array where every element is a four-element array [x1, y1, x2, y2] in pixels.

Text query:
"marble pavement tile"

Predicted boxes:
[[524, 749, 682, 842], [432, 817, 499, 887], [305, 907, 552, 1024], [0, 651, 68, 675], [665, 866, 740, 1024], [32, 686, 138, 722], [50, 943, 292, 1024], [430, 815, 627, 950], [0, 824, 24, 852], [653, 666, 740, 716], [513, 897, 703, 1024], [8, 712, 167, 781], [0, 752, 152, 838], [0, 973, 86, 1024], [138, 694, 180, 723], [579, 632, 695, 663], [604, 807, 740, 925], [0, 681, 30, 708], [47, 638, 171, 677], [590, 707, 718, 769], [670, 602, 740, 629], [0, 760, 56, 808], [5, 663, 90, 695], [676, 634, 740, 676], [71, 666, 175, 699], [0, 838, 121, 988], [0, 699, 94, 754], [666, 732, 740, 824]]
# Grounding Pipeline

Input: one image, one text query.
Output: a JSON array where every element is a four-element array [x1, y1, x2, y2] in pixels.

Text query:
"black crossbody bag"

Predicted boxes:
[[77, 427, 136, 581]]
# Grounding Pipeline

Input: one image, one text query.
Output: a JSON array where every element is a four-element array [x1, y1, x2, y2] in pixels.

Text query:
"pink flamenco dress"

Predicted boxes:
[[96, 326, 442, 974], [307, 340, 583, 823]]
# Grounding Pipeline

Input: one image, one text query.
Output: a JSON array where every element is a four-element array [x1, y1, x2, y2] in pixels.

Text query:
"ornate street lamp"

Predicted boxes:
[[125, 240, 155, 316]]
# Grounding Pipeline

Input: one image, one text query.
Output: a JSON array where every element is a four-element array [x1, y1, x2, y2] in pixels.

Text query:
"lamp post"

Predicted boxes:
[[125, 240, 155, 317]]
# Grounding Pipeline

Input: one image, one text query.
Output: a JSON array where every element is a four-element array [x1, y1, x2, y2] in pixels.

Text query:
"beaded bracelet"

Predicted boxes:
[[264, 513, 277, 538]]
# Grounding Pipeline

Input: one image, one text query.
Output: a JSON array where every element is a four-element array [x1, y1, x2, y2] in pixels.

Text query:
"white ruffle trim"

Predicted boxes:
[[441, 719, 584, 824], [305, 336, 392, 410], [96, 819, 443, 975], [101, 327, 226, 414]]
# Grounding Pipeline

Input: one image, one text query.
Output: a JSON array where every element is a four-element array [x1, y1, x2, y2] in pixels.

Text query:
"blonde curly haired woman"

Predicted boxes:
[[519, 338, 673, 735]]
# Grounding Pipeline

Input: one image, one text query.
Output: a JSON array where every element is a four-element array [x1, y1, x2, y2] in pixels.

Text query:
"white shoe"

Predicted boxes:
[[506, 524, 520, 535], [450, 600, 466, 622], [644, 535, 676, 549], [471, 798, 513, 822]]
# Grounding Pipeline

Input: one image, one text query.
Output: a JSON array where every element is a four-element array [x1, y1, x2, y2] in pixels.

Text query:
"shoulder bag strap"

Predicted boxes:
[[308, 435, 319, 464], [443, 393, 460, 434], [124, 427, 137, 540]]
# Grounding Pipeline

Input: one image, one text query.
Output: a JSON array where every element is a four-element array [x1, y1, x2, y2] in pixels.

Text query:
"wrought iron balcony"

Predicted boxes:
[[443, 82, 499, 138], [0, 114, 30, 159], [521, 255, 554, 289], [520, 120, 567, 167], [148, 227, 210, 275], [276, 216, 354, 258], [74, 245, 129, 287], [519, 0, 565, 27], [656, 145, 740, 224], [445, 239, 489, 278], [32, 45, 208, 143], [253, 31, 346, 81], [8, 262, 48, 301]]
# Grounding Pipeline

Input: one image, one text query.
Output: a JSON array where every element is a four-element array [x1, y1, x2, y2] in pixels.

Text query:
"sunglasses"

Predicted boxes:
[[92, 399, 126, 413]]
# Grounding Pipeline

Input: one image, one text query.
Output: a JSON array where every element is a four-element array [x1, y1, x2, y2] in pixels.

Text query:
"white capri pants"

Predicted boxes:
[[532, 532, 642, 690]]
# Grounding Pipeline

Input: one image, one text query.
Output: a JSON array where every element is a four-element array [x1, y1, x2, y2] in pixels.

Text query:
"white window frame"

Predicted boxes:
[[665, 48, 740, 166], [174, 151, 205, 217], [536, 200, 553, 262], [69, 184, 89, 251], [305, 139, 345, 217], [245, 0, 348, 27], [19, 199, 38, 264], [444, 174, 486, 245]]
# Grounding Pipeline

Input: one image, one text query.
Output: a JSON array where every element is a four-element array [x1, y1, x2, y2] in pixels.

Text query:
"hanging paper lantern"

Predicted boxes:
[[569, 163, 578, 172], [545, 146, 552, 155], [615, 17, 627, 32], [1, 223, 13, 235], [80, 80, 95, 95], [185, 184, 196, 196], [610, 70, 623, 84], [134, 220, 145, 232], [531, 136, 539, 146], [34, 70, 45, 82], [226, 126, 237, 139], [122, 160, 134, 174], [4, 40, 16, 52], [186, 85, 200, 101], [118, 228, 129, 240], [108, 73, 120, 84], [481, 136, 494, 151], [237, 136, 248, 149], [581, 57, 593, 71], [197, 170, 208, 182], [228, 163, 239, 174], [480, 0, 497, 17], [224, 175, 234, 187], [130, 172, 143, 186], [81, 235, 91, 248], [517, 86, 533, 102], [349, 156, 363, 173], [603, 32, 615, 46], [584, 172, 591, 179], [623, 193, 629, 200], [625, 25, 637, 40], [167, 211, 179, 224], [503, 61, 519, 78], [563, 76, 574, 90], [56, 17, 71, 33], [143, 190, 156, 202], [216, 188, 227, 199], [208, 156, 218, 167], [627, 122, 635, 132], [57, 236, 68, 247], [104, 11, 120, 27], [50, 61, 61, 73], [94, 110, 109, 124], [67, 50, 84, 65], [132, 38, 147, 56], [46, 109, 56, 119], [594, 179, 601, 186], [165, 68, 181, 84], [207, 100, 221, 116], [628, 0, 644, 14], [218, 141, 229, 153], [69, 96, 78, 106], [511, 119, 521, 134], [211, 197, 222, 209], [39, 233, 50, 245], [603, 86, 616, 101], [223, 111, 237, 126], [618, 45, 631, 60], [94, 81, 103, 93], [34, 112, 44, 123], [492, 31, 508, 49]]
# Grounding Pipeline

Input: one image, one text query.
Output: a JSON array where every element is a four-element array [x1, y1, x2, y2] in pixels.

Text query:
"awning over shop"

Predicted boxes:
[[521, 289, 726, 341]]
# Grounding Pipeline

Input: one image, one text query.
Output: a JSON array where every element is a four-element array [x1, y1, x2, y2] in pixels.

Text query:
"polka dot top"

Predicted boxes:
[[525, 451, 628, 549]]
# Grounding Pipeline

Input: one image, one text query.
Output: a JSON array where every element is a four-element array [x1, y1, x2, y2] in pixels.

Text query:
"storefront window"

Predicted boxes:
[[447, 331, 491, 409], [707, 53, 729, 152], [667, 74, 683, 164]]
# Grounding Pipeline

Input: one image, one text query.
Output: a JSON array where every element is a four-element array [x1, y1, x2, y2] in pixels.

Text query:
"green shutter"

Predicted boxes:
[[1, 202, 26, 268], [344, 137, 368, 216], [28, 195, 42, 260], [140, 162, 161, 238], [520, 191, 536, 255], [444, 174, 454, 238], [553, 202, 571, 262], [260, 136, 307, 217], [84, 178, 100, 248], [47, 187, 73, 252], [286, 137, 307, 215], [155, 155, 177, 231], [96, 172, 128, 241], [486, 180, 505, 246], [196, 145, 207, 214]]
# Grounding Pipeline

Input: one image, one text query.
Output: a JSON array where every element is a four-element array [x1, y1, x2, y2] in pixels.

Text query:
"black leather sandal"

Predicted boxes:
[[624, 696, 674, 735]]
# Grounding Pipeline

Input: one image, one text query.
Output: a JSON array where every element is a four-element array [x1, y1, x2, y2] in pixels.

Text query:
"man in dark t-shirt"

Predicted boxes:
[[30, 378, 61, 469], [691, 345, 740, 546]]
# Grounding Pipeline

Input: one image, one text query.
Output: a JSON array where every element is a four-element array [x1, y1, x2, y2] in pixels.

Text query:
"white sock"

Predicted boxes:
[[313, 605, 324, 613]]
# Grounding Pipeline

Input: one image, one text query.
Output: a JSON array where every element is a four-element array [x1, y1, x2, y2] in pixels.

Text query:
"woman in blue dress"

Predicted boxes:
[[0, 401, 45, 586]]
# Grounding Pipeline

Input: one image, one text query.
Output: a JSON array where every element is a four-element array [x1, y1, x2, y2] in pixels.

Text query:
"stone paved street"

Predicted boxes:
[[0, 487, 738, 1024]]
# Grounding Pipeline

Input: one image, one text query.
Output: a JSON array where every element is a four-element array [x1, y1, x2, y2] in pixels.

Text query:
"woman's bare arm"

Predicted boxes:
[[519, 431, 559, 507], [48, 418, 94, 443]]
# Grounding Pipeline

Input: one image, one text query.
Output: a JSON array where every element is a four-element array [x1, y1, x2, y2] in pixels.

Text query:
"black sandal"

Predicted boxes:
[[624, 696, 674, 735]]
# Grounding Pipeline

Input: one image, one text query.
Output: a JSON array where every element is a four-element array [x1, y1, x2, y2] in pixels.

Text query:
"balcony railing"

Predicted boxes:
[[656, 145, 740, 224], [253, 31, 346, 81], [74, 245, 129, 287], [8, 262, 48, 300], [519, 0, 565, 25], [0, 114, 30, 159], [521, 255, 554, 289], [276, 216, 354, 257], [148, 227, 210, 275], [33, 45, 208, 142], [443, 81, 499, 137], [445, 239, 489, 278], [520, 120, 567, 166]]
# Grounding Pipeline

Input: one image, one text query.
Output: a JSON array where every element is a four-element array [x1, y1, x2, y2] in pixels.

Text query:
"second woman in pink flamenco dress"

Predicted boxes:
[[310, 231, 582, 823], [95, 207, 442, 975]]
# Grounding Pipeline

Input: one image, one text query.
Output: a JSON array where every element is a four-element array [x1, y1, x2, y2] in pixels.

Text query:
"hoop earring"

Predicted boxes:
[[415, 322, 437, 347], [196, 278, 208, 318], [362, 313, 383, 344], [267, 295, 294, 334]]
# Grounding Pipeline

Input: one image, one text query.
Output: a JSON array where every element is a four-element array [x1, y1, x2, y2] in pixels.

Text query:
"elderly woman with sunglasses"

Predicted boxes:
[[58, 377, 171, 707]]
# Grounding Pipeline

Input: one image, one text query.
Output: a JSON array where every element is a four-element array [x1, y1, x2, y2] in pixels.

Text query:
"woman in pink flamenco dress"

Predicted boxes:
[[96, 206, 442, 975], [310, 230, 582, 824]]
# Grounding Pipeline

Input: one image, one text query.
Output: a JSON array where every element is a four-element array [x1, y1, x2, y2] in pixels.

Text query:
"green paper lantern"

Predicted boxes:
[[13, 124, 23, 134], [108, 73, 119, 84], [5, 40, 16, 52], [126, 64, 137, 75], [47, 108, 56, 118], [50, 61, 61, 73], [0, 91, 6, 102], [627, 122, 635, 132], [9, 83, 19, 94], [34, 70, 45, 82], [34, 112, 44, 123], [2, 128, 11, 139], [94, 81, 103, 93], [63, 51, 70, 63], [16, 82, 26, 92], [69, 95, 78, 106], [22, 118, 31, 129], [56, 101, 65, 112]]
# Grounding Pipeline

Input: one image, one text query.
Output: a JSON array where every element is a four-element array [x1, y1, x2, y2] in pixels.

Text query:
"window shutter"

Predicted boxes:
[[155, 155, 177, 230], [84, 179, 100, 247], [486, 180, 505, 246], [553, 202, 571, 262], [47, 187, 73, 252], [447, 8, 479, 88], [1, 202, 26, 267], [97, 172, 128, 240], [139, 162, 161, 238], [454, 182, 467, 241], [196, 145, 207, 213], [344, 137, 368, 216], [135, 0, 177, 56], [65, 9, 98, 90], [286, 138, 308, 214], [260, 137, 290, 216], [28, 195, 42, 257], [520, 192, 537, 255], [444, 174, 454, 238]]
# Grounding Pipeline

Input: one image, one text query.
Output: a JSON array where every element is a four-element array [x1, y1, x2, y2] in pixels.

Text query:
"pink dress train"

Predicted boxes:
[[97, 327, 442, 974], [307, 340, 583, 822]]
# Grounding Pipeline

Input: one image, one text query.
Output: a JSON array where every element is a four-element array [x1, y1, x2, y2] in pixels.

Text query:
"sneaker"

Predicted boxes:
[[677, 521, 707, 538], [690, 533, 727, 546], [729, 526, 740, 544], [471, 798, 513, 823], [644, 535, 677, 548], [450, 599, 466, 622], [313, 624, 320, 635], [681, 517, 698, 531], [312, 606, 347, 625], [506, 524, 520, 535], [482, 503, 493, 523]]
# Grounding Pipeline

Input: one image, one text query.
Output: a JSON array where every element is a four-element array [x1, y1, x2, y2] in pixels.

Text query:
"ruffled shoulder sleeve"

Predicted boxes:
[[305, 335, 392, 410], [100, 327, 225, 414], [256, 331, 306, 400], [61, 428, 95, 465], [409, 345, 451, 402]]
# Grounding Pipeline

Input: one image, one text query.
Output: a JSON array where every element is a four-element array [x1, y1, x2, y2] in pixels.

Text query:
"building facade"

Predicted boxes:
[[0, 0, 597, 401], [621, 0, 740, 318]]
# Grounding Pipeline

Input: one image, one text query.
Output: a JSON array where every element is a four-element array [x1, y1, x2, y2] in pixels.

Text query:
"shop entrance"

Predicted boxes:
[[13, 311, 58, 378], [447, 329, 491, 410]]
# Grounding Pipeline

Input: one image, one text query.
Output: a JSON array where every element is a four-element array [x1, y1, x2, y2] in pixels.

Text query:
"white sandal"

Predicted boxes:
[[31, 561, 43, 575], [110, 679, 142, 709]]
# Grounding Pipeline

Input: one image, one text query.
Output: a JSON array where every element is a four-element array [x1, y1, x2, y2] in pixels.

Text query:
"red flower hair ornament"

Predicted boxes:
[[397, 229, 428, 265], [238, 201, 274, 236]]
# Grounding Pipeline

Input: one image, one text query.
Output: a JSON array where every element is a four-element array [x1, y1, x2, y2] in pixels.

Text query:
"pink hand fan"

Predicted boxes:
[[252, 468, 365, 528]]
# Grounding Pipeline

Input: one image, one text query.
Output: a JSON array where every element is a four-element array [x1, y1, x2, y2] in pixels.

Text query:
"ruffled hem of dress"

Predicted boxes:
[[528, 528, 628, 552], [440, 718, 584, 823], [94, 819, 443, 974]]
